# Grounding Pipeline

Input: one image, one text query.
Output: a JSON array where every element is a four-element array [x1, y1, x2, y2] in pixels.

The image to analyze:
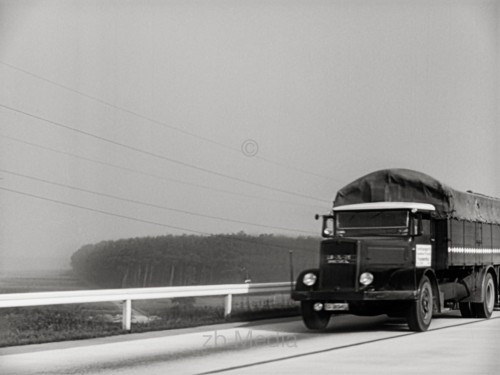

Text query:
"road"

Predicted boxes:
[[1, 310, 499, 375]]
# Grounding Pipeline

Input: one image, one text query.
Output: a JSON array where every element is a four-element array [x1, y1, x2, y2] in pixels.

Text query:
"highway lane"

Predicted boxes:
[[1, 310, 499, 375]]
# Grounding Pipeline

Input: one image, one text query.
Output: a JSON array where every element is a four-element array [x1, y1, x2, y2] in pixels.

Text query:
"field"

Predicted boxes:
[[0, 269, 90, 293], [0, 270, 299, 347]]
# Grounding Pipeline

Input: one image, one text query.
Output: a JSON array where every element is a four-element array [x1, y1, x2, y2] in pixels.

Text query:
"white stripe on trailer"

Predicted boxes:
[[448, 247, 500, 254]]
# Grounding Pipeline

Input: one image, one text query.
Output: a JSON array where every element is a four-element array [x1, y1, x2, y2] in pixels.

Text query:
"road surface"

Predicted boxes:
[[1, 310, 499, 374]]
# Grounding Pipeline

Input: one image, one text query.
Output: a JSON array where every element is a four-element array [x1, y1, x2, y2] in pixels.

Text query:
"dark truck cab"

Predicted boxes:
[[292, 169, 500, 332]]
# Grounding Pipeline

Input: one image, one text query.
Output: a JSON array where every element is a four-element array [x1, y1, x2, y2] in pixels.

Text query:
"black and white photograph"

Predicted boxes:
[[1, 0, 499, 373]]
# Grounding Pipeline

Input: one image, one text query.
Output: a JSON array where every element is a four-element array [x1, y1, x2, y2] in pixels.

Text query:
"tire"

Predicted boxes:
[[407, 275, 433, 332], [471, 273, 496, 319], [301, 301, 331, 330], [459, 302, 474, 318]]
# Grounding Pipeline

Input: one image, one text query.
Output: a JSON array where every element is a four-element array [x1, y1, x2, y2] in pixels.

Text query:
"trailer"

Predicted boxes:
[[292, 169, 500, 331]]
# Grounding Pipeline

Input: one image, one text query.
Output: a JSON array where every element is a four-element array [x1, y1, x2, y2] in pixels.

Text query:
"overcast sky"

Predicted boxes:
[[0, 0, 499, 273]]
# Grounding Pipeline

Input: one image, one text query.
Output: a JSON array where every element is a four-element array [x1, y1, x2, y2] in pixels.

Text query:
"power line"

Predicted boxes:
[[0, 185, 207, 235], [0, 59, 330, 180], [0, 103, 329, 203], [0, 134, 326, 210], [0, 167, 317, 235], [0, 186, 319, 251]]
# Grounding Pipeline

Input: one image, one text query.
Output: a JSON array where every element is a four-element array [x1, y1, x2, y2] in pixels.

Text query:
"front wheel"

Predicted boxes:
[[407, 276, 433, 332], [301, 301, 331, 330], [471, 273, 496, 319]]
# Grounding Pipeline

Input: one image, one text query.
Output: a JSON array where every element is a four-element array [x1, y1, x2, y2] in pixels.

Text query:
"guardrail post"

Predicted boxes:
[[224, 294, 232, 318], [122, 299, 132, 331]]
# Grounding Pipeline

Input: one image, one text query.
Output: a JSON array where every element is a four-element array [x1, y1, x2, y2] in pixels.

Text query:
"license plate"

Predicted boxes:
[[324, 303, 349, 311]]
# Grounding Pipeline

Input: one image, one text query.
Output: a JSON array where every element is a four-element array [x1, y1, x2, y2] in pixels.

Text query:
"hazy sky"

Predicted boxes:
[[1, 0, 499, 272]]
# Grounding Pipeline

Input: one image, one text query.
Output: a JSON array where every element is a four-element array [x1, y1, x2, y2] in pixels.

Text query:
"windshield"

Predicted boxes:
[[335, 210, 409, 236]]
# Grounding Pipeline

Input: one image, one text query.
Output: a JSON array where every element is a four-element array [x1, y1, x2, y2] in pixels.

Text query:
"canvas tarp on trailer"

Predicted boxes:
[[333, 169, 500, 225]]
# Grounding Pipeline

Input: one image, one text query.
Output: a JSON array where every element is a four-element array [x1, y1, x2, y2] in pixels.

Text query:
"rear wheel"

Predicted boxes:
[[471, 273, 496, 319], [407, 276, 433, 332], [301, 301, 331, 330]]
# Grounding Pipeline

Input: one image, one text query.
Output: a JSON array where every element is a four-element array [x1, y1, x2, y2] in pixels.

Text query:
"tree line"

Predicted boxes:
[[70, 233, 320, 288]]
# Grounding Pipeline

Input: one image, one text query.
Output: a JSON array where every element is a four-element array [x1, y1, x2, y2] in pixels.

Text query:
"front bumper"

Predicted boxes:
[[292, 290, 417, 302]]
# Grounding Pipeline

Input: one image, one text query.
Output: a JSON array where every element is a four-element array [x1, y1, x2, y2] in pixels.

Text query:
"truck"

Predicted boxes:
[[292, 169, 500, 331]]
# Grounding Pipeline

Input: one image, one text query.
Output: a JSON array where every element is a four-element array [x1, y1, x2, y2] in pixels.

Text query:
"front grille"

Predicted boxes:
[[319, 240, 358, 290]]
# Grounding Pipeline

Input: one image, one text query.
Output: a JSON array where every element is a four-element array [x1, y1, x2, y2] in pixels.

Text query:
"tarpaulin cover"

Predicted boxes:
[[334, 169, 500, 224]]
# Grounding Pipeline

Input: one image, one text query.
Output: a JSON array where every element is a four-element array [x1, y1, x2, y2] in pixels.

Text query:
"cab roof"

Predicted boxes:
[[333, 202, 436, 212]]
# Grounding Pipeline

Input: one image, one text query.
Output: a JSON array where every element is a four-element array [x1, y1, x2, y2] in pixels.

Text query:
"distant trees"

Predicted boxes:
[[71, 233, 319, 288]]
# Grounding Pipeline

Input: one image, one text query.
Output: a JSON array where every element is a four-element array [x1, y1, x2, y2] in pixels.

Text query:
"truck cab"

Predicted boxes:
[[293, 202, 436, 331]]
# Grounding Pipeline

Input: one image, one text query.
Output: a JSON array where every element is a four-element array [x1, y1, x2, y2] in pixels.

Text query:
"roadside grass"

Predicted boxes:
[[0, 296, 299, 347], [0, 272, 299, 347], [130, 294, 300, 334], [0, 304, 123, 347]]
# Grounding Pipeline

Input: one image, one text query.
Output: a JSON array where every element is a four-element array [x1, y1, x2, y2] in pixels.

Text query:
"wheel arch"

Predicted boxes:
[[387, 268, 441, 312]]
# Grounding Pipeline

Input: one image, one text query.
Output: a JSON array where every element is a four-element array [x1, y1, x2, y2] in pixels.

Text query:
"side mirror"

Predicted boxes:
[[321, 216, 334, 238], [411, 215, 422, 236], [316, 214, 334, 237]]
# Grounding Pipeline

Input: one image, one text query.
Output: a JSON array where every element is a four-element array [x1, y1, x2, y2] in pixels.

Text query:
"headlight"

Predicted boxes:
[[302, 272, 317, 286], [359, 272, 374, 286]]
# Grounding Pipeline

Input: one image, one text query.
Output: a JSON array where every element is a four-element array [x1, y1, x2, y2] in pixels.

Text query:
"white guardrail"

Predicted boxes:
[[0, 282, 294, 330]]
